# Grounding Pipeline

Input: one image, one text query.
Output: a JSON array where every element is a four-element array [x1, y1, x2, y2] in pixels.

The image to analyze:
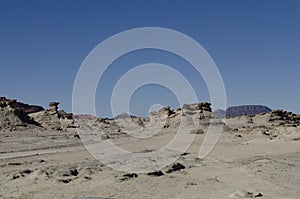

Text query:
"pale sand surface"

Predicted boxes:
[[1, 106, 300, 199], [0, 126, 299, 199]]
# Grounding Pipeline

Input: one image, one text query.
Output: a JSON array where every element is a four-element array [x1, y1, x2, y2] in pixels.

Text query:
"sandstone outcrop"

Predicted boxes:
[[0, 97, 44, 114], [0, 100, 38, 131], [29, 102, 75, 131], [182, 102, 212, 112], [147, 102, 224, 132]]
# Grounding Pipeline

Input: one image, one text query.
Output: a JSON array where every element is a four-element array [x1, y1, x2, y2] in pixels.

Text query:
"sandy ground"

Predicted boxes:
[[0, 123, 299, 199]]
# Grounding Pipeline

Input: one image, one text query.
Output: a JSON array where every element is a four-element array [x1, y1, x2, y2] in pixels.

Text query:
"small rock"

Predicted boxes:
[[166, 163, 185, 173], [20, 169, 32, 175], [186, 182, 197, 185], [123, 173, 138, 178], [8, 162, 22, 166], [147, 171, 164, 176], [255, 193, 263, 197], [180, 152, 189, 156], [70, 168, 79, 176], [119, 173, 138, 181], [58, 178, 72, 184], [11, 174, 20, 180]]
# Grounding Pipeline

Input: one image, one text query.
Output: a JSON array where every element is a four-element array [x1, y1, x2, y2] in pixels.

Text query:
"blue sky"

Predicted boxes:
[[0, 0, 299, 117]]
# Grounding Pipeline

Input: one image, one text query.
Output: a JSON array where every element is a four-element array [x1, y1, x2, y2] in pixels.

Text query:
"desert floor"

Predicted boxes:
[[0, 124, 299, 199]]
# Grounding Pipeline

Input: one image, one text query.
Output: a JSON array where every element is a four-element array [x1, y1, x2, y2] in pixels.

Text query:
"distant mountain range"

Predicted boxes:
[[214, 105, 272, 118]]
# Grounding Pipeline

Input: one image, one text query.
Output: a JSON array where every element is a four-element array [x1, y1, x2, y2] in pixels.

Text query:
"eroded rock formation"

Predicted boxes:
[[0, 99, 38, 131], [29, 102, 75, 131]]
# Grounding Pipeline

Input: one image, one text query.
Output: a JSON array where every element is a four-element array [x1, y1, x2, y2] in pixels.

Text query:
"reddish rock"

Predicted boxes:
[[0, 97, 44, 114]]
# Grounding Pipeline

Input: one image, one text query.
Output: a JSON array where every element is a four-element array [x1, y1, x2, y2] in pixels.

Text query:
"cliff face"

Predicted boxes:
[[0, 97, 44, 114], [226, 105, 272, 117], [0, 99, 39, 131]]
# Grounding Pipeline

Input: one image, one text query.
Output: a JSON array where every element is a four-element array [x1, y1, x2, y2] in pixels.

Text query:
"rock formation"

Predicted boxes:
[[48, 102, 59, 112], [268, 110, 300, 124], [0, 97, 44, 114], [182, 102, 212, 112], [0, 99, 39, 131], [145, 102, 224, 133], [29, 102, 75, 131], [226, 105, 272, 117]]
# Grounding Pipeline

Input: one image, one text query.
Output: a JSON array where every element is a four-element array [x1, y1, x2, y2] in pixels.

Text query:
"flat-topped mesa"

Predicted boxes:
[[226, 105, 272, 117]]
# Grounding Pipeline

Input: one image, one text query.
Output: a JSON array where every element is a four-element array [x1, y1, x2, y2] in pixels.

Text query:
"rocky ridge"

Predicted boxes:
[[0, 97, 44, 114]]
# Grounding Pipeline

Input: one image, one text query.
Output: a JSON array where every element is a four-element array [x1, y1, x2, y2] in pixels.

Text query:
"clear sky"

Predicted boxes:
[[0, 0, 299, 117]]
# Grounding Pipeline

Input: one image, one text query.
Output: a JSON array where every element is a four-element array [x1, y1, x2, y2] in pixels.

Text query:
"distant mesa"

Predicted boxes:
[[213, 105, 272, 118], [226, 105, 272, 117]]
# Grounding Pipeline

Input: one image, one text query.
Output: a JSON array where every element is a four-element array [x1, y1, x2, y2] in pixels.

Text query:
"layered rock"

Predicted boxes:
[[0, 100, 38, 131], [29, 102, 75, 131], [292, 114, 300, 121], [225, 108, 300, 131], [268, 110, 300, 124], [0, 97, 44, 114], [182, 102, 212, 112], [147, 102, 224, 132]]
